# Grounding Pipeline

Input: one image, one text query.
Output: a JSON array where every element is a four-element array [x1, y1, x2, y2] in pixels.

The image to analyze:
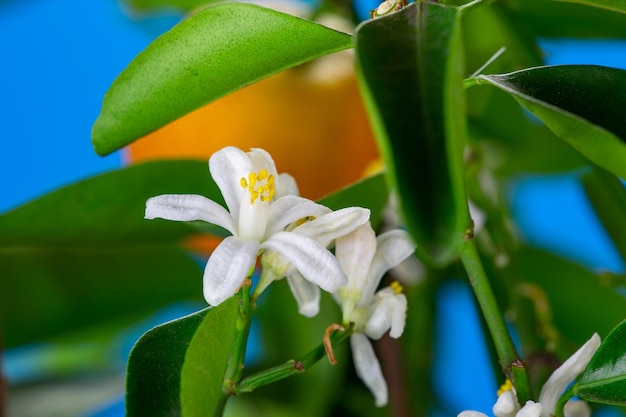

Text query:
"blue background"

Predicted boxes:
[[2, 1, 625, 416]]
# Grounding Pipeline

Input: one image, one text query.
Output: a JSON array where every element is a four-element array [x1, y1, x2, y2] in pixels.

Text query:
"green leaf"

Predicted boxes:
[[181, 296, 240, 416], [92, 3, 352, 155], [503, 0, 626, 38], [581, 167, 626, 262], [476, 65, 626, 179], [126, 307, 209, 416], [551, 0, 626, 14], [355, 2, 470, 266], [574, 319, 626, 405], [0, 160, 222, 346], [317, 173, 388, 229]]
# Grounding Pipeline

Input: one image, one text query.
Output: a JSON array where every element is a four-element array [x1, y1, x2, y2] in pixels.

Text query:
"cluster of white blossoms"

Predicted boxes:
[[459, 333, 601, 417], [145, 146, 416, 406]]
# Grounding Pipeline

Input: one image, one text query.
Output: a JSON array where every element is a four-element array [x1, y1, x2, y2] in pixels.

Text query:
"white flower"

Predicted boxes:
[[333, 222, 416, 407], [458, 333, 601, 417], [145, 146, 367, 307]]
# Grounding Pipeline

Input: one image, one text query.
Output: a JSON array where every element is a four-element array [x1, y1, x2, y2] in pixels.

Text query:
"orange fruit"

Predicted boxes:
[[125, 65, 379, 201]]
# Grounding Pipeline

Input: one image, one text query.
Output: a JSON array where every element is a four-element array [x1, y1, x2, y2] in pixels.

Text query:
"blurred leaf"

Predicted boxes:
[[317, 173, 388, 228], [551, 0, 626, 14], [355, 2, 470, 267], [477, 65, 626, 179], [126, 307, 209, 416], [581, 167, 626, 263], [0, 160, 222, 346], [503, 0, 626, 38], [92, 3, 352, 155], [181, 296, 239, 417], [574, 319, 626, 405], [467, 87, 589, 176], [517, 246, 626, 347]]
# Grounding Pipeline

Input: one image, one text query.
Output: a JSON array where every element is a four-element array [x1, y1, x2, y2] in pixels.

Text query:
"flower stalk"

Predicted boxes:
[[458, 233, 533, 403]]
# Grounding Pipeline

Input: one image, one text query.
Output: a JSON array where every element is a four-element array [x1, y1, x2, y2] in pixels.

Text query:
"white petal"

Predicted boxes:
[[538, 333, 601, 417], [266, 195, 331, 234], [286, 272, 321, 317], [248, 148, 279, 178], [295, 207, 371, 248], [365, 288, 407, 340], [275, 173, 300, 198], [145, 194, 236, 235], [458, 411, 489, 417], [563, 400, 591, 417], [350, 333, 388, 407], [335, 222, 377, 291], [363, 229, 416, 298], [516, 401, 542, 417], [203, 236, 259, 306], [260, 231, 347, 292], [208, 146, 253, 220], [493, 390, 521, 417]]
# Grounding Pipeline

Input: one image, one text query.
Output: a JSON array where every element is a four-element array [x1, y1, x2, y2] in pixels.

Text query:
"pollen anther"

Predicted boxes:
[[240, 170, 275, 205], [391, 280, 403, 294]]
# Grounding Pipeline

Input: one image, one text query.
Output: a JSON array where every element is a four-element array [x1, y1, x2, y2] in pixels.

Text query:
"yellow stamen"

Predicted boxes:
[[240, 170, 275, 205], [497, 379, 514, 396], [391, 280, 403, 294]]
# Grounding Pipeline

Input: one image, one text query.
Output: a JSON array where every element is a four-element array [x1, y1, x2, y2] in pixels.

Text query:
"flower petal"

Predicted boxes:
[[364, 229, 416, 298], [275, 173, 299, 198], [350, 333, 388, 407], [145, 194, 236, 235], [295, 207, 371, 248], [203, 236, 259, 306], [458, 412, 489, 417], [538, 333, 601, 417], [286, 272, 321, 317], [266, 195, 331, 234], [516, 401, 542, 417], [563, 400, 591, 417], [493, 390, 521, 417], [248, 148, 279, 179], [335, 222, 377, 293], [208, 146, 254, 220], [365, 288, 407, 339], [260, 231, 347, 292]]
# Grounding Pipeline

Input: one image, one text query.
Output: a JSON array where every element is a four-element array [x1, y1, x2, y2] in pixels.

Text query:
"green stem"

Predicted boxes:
[[234, 324, 353, 394], [222, 280, 254, 396], [459, 235, 533, 403]]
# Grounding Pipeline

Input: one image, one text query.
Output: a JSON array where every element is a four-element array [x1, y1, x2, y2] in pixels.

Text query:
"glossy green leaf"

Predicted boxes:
[[92, 3, 352, 155], [0, 160, 222, 346], [317, 173, 388, 228], [476, 65, 626, 179], [503, 0, 626, 38], [551, 0, 626, 14], [126, 307, 210, 416], [581, 167, 626, 262], [181, 296, 239, 416], [355, 2, 470, 266], [517, 246, 626, 347], [574, 319, 626, 405]]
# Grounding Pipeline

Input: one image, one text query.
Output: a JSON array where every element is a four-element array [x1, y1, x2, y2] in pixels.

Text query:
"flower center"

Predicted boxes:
[[390, 280, 403, 294], [240, 169, 275, 206]]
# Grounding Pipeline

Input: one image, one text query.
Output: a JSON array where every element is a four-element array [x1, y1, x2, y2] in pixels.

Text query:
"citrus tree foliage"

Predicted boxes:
[[3, 0, 626, 416]]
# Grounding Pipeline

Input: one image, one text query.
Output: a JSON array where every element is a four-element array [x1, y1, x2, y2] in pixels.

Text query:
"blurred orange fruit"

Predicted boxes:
[[125, 65, 379, 201]]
